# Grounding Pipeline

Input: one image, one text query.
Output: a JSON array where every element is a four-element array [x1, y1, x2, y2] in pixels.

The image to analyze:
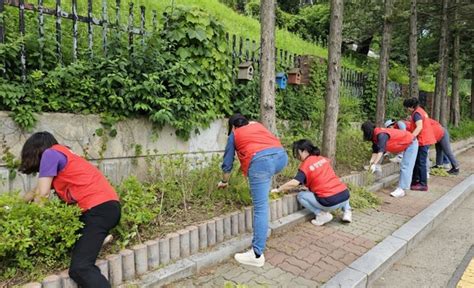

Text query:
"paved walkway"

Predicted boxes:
[[169, 148, 474, 287], [373, 192, 474, 287]]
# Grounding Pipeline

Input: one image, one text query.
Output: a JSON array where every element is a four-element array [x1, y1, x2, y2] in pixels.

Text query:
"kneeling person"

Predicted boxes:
[[272, 139, 351, 226]]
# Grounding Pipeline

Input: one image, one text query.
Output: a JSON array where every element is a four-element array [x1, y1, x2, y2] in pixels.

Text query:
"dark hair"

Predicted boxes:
[[403, 97, 419, 109], [227, 113, 249, 135], [361, 121, 376, 141], [19, 131, 58, 174], [292, 139, 320, 160]]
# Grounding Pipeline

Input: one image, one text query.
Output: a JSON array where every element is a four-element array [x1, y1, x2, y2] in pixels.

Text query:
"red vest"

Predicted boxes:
[[429, 118, 445, 142], [299, 155, 347, 198], [410, 107, 436, 146], [374, 128, 415, 153], [233, 122, 282, 176], [51, 145, 119, 212]]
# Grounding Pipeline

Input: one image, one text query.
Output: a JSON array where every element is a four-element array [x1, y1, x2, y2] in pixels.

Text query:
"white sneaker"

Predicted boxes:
[[311, 211, 333, 226], [234, 249, 265, 267], [103, 234, 113, 245], [342, 210, 352, 223], [390, 188, 406, 198]]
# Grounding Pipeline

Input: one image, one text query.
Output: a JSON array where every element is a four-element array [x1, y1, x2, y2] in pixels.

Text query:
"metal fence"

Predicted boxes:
[[0, 0, 365, 96]]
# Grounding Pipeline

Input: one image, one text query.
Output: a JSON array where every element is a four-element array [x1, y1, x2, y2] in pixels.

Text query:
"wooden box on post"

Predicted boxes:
[[238, 61, 254, 81], [288, 68, 301, 85], [276, 72, 287, 89]]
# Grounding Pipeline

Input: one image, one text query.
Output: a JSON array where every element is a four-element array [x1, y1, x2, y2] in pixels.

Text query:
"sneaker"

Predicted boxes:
[[390, 187, 406, 198], [234, 249, 265, 267], [447, 168, 459, 175], [411, 184, 428, 191], [103, 234, 113, 246], [311, 211, 333, 226], [342, 210, 352, 223], [431, 165, 441, 169]]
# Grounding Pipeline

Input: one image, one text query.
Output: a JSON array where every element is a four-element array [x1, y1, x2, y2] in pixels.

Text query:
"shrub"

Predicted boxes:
[[114, 177, 160, 248], [0, 194, 83, 278]]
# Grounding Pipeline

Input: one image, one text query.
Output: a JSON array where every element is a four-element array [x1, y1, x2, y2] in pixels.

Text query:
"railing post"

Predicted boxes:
[[38, 0, 44, 68], [56, 0, 63, 65], [87, 0, 93, 57], [72, 0, 78, 61], [19, 0, 26, 81], [102, 0, 108, 55], [0, 0, 5, 44]]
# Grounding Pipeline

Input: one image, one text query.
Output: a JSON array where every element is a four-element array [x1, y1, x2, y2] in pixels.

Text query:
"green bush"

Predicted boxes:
[[114, 177, 160, 248], [336, 127, 372, 172], [449, 120, 474, 141], [0, 194, 83, 278]]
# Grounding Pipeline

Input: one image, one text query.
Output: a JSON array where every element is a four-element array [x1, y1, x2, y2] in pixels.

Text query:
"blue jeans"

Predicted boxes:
[[413, 145, 430, 186], [435, 129, 459, 168], [297, 191, 351, 215], [399, 138, 418, 189], [248, 149, 288, 256]]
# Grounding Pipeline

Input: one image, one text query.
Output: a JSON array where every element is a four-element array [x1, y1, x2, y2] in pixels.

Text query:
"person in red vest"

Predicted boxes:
[[361, 121, 419, 198], [19, 132, 120, 288], [427, 118, 460, 174], [271, 139, 352, 225], [403, 98, 436, 191], [386, 118, 459, 175], [218, 114, 288, 267]]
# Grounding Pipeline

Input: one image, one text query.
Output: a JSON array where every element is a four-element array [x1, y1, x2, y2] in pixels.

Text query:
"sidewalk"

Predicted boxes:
[[168, 148, 474, 287]]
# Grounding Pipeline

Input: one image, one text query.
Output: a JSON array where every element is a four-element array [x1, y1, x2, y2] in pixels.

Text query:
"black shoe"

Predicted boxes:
[[431, 165, 441, 169], [447, 168, 459, 175]]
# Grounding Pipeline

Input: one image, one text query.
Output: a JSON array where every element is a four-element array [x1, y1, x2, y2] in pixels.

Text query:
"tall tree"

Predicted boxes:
[[409, 0, 419, 99], [433, 0, 449, 122], [450, 0, 461, 127], [260, 0, 277, 133], [471, 64, 474, 120], [321, 0, 343, 162], [375, 0, 394, 127]]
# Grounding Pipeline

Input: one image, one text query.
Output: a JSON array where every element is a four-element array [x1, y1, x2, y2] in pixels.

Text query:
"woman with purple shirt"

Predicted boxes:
[[20, 132, 120, 288]]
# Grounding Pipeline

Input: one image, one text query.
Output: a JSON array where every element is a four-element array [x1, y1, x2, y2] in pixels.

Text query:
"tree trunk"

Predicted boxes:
[[450, 0, 461, 127], [471, 63, 474, 120], [375, 0, 393, 127], [321, 0, 343, 163], [433, 0, 449, 121], [409, 0, 419, 99], [440, 42, 450, 127], [259, 0, 277, 133]]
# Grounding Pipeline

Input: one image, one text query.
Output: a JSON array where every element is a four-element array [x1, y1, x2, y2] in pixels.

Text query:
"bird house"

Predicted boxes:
[[288, 68, 302, 85], [276, 72, 288, 89], [238, 61, 254, 81]]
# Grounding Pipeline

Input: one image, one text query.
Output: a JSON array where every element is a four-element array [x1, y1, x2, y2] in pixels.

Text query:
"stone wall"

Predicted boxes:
[[0, 111, 228, 194]]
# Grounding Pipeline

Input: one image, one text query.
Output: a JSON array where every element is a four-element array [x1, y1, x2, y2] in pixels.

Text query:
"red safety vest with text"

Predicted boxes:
[[373, 128, 415, 153], [233, 122, 282, 176], [410, 107, 436, 146], [51, 144, 119, 212], [299, 155, 347, 198]]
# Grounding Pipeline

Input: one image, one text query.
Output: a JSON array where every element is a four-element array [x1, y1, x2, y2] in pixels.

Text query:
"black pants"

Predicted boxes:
[[69, 200, 121, 288]]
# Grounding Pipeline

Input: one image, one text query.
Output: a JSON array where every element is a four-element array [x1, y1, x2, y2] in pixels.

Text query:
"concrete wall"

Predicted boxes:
[[0, 111, 228, 194]]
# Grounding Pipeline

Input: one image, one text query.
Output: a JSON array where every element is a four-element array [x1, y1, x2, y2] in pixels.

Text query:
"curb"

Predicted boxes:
[[322, 174, 474, 288]]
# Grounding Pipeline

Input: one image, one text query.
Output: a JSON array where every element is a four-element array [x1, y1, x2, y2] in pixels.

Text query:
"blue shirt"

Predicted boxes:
[[221, 132, 284, 173]]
